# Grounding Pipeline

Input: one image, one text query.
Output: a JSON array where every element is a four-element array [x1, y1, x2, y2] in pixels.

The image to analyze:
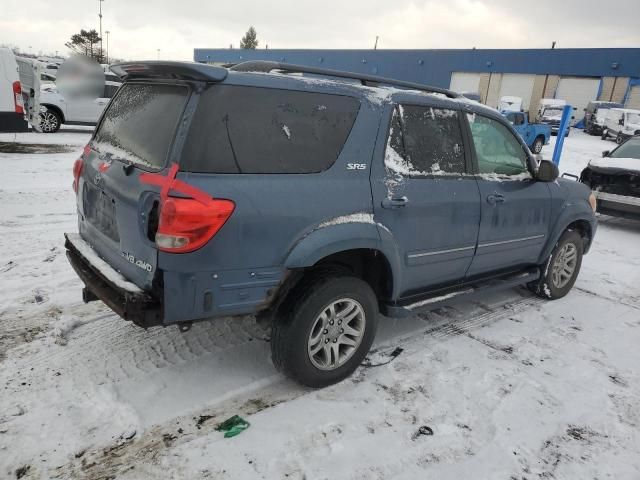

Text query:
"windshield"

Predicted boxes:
[[93, 83, 188, 170], [542, 107, 563, 119], [627, 113, 640, 125], [610, 138, 640, 159]]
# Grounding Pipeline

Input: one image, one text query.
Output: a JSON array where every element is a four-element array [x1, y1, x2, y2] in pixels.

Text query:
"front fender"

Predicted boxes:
[[538, 195, 597, 263]]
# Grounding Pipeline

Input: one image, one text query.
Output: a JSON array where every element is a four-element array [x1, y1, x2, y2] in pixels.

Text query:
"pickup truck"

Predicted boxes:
[[503, 110, 551, 154]]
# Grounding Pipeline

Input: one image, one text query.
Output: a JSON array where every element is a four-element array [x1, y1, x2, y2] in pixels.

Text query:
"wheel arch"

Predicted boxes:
[[540, 209, 596, 263], [279, 222, 402, 306], [41, 103, 65, 123]]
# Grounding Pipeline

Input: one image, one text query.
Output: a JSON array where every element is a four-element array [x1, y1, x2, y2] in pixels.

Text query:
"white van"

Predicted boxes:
[[0, 47, 28, 132], [602, 108, 640, 144]]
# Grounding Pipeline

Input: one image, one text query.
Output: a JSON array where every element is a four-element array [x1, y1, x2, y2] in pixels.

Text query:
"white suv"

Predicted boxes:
[[39, 73, 121, 133]]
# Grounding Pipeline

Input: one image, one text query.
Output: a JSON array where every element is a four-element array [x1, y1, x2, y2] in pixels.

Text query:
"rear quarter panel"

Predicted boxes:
[[159, 81, 385, 323]]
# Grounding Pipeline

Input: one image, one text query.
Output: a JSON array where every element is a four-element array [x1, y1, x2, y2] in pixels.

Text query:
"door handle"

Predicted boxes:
[[486, 193, 505, 205], [381, 196, 409, 209]]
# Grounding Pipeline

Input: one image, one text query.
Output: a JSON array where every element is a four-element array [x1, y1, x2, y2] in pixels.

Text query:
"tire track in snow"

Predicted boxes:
[[45, 289, 545, 480]]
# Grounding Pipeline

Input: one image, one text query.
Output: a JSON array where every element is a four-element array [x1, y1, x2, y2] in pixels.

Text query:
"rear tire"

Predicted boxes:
[[271, 275, 378, 388], [39, 108, 61, 133], [529, 230, 583, 300]]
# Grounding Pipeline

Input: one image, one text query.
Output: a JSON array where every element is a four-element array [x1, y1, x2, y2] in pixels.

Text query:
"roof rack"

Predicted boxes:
[[229, 60, 461, 99]]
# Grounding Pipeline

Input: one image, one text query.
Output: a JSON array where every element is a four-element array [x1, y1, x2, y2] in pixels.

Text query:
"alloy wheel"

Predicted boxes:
[[551, 243, 578, 289], [307, 298, 366, 371], [40, 111, 59, 133]]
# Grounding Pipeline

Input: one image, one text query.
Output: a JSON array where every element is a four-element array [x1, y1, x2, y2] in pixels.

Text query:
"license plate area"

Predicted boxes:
[[83, 182, 120, 243]]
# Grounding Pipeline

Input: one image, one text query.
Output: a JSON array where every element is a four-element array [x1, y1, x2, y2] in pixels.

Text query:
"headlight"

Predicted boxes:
[[588, 192, 597, 212]]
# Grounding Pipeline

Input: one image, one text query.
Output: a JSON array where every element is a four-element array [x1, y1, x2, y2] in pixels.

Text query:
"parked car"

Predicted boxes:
[[38, 72, 121, 132], [502, 110, 551, 154], [0, 47, 28, 133], [601, 108, 640, 144], [580, 137, 640, 220], [583, 101, 622, 136], [539, 103, 572, 136], [64, 61, 598, 388], [536, 98, 565, 121]]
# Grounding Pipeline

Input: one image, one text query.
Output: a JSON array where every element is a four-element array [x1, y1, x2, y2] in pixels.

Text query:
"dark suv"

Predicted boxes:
[[65, 61, 598, 387]]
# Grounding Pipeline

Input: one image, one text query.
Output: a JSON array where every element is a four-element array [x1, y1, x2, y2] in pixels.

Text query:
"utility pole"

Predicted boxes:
[[551, 41, 556, 49], [374, 36, 379, 50], [105, 31, 110, 63], [99, 0, 105, 61]]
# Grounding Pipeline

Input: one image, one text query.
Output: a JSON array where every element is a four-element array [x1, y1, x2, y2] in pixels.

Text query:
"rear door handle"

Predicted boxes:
[[381, 196, 409, 209], [486, 193, 505, 205]]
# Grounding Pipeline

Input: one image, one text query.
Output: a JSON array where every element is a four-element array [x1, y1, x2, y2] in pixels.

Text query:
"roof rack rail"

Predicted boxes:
[[229, 60, 461, 99]]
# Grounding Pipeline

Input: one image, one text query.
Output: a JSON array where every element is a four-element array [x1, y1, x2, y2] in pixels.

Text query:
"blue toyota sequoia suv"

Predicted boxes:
[[65, 61, 597, 387]]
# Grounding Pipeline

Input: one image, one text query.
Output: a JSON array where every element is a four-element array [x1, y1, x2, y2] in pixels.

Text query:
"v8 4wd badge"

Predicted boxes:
[[121, 252, 153, 272]]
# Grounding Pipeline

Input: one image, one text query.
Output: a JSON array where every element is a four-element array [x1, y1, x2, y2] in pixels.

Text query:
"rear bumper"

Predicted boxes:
[[594, 191, 640, 221], [64, 233, 163, 328]]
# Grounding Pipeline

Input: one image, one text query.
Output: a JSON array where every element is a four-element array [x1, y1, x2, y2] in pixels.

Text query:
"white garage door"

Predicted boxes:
[[449, 72, 481, 95], [498, 74, 536, 110], [555, 77, 600, 124], [625, 85, 640, 110]]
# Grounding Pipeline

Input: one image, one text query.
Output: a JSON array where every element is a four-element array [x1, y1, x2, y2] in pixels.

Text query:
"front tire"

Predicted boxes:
[[530, 230, 583, 300], [531, 136, 544, 154], [39, 108, 61, 133], [271, 275, 378, 388]]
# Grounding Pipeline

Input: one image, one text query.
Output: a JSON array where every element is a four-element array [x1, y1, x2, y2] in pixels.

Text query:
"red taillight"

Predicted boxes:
[[12, 81, 24, 114], [155, 197, 235, 253], [72, 145, 91, 193]]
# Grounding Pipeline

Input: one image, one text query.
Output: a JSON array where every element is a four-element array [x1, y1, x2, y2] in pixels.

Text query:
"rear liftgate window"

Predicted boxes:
[[182, 85, 360, 173], [93, 83, 189, 170]]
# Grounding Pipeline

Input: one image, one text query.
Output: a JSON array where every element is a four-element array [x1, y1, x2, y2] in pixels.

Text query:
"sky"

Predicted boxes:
[[1, 0, 639, 61]]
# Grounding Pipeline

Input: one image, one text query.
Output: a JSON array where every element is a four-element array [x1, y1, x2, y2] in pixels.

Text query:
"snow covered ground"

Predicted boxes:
[[1, 128, 639, 479]]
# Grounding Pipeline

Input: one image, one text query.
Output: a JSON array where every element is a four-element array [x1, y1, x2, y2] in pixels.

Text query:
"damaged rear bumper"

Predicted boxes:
[[593, 191, 640, 220], [64, 233, 163, 328]]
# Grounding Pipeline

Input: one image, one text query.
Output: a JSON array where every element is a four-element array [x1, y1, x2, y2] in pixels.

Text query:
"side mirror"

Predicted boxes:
[[536, 159, 559, 182], [602, 150, 610, 157]]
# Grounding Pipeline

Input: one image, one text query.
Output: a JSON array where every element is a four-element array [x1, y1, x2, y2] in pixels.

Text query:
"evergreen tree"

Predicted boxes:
[[240, 27, 259, 49], [65, 29, 103, 62]]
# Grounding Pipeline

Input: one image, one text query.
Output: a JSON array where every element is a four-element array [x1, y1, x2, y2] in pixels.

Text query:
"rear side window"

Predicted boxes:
[[93, 83, 188, 170], [385, 105, 466, 175], [181, 85, 360, 173]]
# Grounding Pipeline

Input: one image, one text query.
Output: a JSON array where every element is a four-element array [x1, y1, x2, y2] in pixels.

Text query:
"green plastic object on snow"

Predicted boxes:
[[216, 415, 250, 438]]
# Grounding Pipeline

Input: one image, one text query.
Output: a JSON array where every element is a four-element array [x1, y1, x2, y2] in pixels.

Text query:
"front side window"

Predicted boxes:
[[385, 105, 466, 175], [467, 113, 529, 177]]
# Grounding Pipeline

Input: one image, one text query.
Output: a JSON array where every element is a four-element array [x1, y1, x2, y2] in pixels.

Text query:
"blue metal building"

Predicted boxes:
[[194, 48, 640, 116]]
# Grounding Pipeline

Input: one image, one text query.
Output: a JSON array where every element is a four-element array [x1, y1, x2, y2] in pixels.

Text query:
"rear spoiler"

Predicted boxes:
[[110, 61, 228, 82]]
